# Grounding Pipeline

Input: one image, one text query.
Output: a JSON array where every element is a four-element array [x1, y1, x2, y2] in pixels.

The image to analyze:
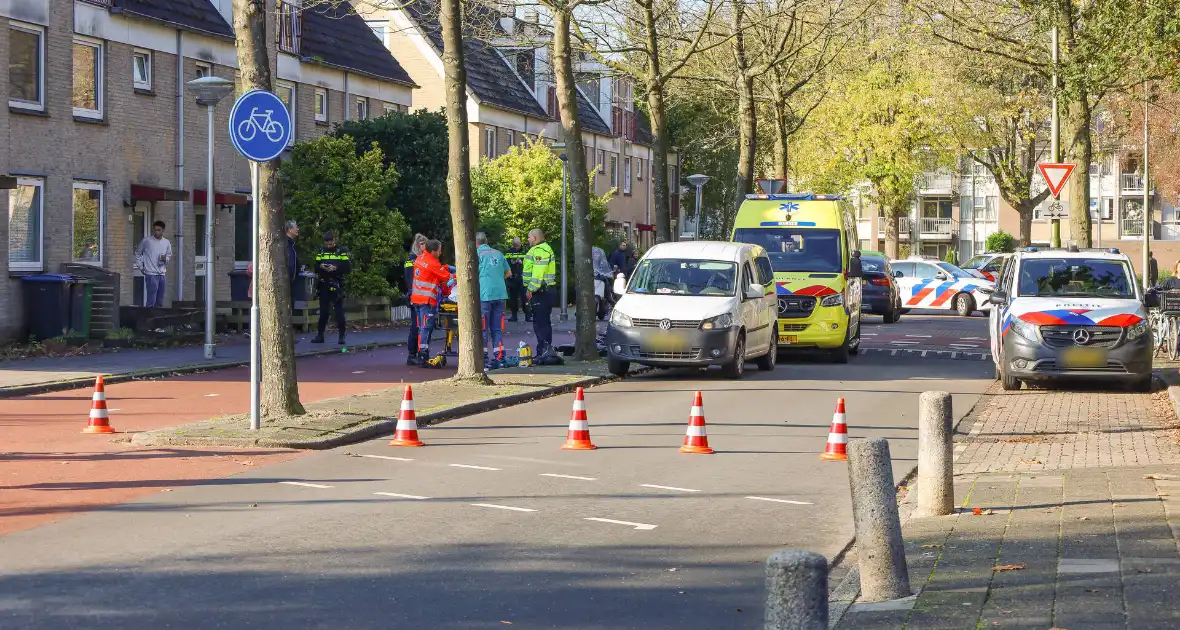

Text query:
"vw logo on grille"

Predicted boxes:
[[659, 319, 672, 331], [1073, 328, 1091, 345]]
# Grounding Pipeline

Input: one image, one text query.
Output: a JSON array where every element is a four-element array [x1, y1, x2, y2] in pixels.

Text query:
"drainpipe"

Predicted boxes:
[[175, 30, 186, 301], [344, 72, 351, 120]]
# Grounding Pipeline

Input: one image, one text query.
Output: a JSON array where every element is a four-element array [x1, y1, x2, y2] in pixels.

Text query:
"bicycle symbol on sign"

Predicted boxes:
[[236, 107, 286, 143]]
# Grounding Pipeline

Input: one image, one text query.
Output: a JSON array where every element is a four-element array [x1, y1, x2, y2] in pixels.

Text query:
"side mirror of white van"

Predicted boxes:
[[745, 283, 764, 300], [613, 274, 627, 296]]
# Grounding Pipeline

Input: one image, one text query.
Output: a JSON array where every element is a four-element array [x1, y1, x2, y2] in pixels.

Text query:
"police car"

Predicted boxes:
[[985, 246, 1157, 392], [889, 257, 995, 316], [961, 253, 1011, 282]]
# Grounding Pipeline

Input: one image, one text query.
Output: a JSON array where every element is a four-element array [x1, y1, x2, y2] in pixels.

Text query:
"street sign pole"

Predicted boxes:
[[227, 90, 292, 431], [249, 161, 260, 431], [1050, 25, 1061, 248]]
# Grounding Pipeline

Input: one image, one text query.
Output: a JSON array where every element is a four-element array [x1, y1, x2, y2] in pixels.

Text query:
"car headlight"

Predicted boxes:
[[701, 313, 733, 330], [1127, 319, 1150, 340], [820, 293, 844, 308], [1010, 318, 1039, 342], [610, 309, 633, 328]]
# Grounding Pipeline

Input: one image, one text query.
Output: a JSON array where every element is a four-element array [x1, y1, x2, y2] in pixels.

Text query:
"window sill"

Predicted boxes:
[[133, 87, 155, 96], [9, 105, 48, 117], [9, 269, 45, 277], [315, 119, 328, 126], [74, 115, 108, 125]]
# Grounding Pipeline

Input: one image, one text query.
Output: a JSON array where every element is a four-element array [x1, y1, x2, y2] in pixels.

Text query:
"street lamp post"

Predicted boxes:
[[686, 174, 710, 240], [186, 76, 235, 359], [554, 142, 569, 322]]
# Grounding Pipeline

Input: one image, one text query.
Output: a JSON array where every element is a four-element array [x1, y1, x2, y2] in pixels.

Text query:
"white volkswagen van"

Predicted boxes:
[[605, 241, 780, 379]]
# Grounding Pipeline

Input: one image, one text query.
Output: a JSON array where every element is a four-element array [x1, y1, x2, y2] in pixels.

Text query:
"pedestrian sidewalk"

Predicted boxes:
[[835, 385, 1180, 630], [0, 315, 589, 395]]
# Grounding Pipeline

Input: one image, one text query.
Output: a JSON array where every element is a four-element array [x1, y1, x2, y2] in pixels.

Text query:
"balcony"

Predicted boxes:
[[277, 1, 303, 55], [1122, 173, 1144, 192], [918, 217, 957, 240], [877, 217, 912, 241], [918, 172, 954, 195], [1121, 218, 1144, 238]]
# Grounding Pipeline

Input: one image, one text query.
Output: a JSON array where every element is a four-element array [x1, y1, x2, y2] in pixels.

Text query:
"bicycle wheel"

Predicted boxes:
[[237, 119, 257, 142]]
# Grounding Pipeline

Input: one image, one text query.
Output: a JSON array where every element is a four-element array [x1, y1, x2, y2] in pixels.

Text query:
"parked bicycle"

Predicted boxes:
[[236, 107, 286, 143], [1149, 289, 1180, 361]]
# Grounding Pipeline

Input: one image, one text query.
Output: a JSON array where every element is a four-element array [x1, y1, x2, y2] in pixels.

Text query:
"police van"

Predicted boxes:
[[985, 246, 1157, 391], [729, 191, 864, 362]]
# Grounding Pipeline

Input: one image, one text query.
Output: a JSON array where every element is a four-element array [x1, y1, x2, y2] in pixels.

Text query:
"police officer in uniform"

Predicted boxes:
[[505, 236, 528, 322], [523, 228, 557, 356], [312, 231, 352, 344]]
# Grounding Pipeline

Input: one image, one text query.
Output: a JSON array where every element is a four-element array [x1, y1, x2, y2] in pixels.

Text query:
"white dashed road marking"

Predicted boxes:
[[963, 336, 986, 340], [205, 394, 219, 397], [949, 344, 979, 349], [640, 484, 701, 493], [540, 473, 597, 481], [450, 464, 501, 471], [745, 496, 813, 505], [905, 334, 933, 338], [374, 492, 430, 500], [352, 371, 366, 374], [280, 481, 333, 489], [890, 341, 920, 345], [584, 517, 658, 531], [361, 454, 414, 462], [472, 503, 536, 512]]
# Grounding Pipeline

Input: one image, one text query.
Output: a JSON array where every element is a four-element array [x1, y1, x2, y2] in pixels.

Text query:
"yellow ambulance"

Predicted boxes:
[[729, 192, 865, 362]]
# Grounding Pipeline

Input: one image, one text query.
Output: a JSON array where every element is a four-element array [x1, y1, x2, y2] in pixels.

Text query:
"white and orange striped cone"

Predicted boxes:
[[388, 385, 425, 447], [82, 376, 116, 434], [561, 387, 597, 450], [679, 391, 714, 454], [820, 398, 848, 461]]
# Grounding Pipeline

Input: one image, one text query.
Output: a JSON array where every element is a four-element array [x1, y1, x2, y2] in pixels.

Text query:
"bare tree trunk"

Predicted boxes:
[[440, 0, 487, 382], [1016, 201, 1034, 246], [643, 3, 672, 244], [552, 8, 596, 360], [1065, 93, 1093, 247], [884, 208, 900, 260], [731, 1, 756, 213], [232, 0, 303, 416]]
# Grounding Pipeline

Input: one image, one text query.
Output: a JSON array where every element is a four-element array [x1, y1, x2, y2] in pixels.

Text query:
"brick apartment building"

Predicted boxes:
[[1, 0, 416, 342], [365, 0, 681, 251], [852, 149, 1178, 275]]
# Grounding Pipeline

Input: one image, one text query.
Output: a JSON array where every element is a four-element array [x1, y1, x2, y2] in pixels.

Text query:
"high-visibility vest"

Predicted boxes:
[[410, 252, 450, 306], [523, 242, 556, 291]]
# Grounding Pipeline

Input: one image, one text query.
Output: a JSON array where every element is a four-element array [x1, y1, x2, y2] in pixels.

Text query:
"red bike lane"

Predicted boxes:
[[0, 346, 455, 536]]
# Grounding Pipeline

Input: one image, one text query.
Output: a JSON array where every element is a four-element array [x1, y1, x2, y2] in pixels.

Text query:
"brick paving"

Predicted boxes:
[[835, 384, 1180, 630]]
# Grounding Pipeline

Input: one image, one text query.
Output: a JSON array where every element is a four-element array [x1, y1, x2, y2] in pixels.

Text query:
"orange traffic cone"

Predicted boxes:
[[388, 385, 425, 447], [82, 376, 116, 434], [679, 391, 714, 454], [561, 387, 597, 450], [820, 398, 849, 461]]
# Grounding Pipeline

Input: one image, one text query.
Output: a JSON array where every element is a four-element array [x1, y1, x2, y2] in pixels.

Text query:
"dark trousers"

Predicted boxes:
[[406, 304, 420, 354], [317, 287, 346, 340], [508, 278, 526, 317], [530, 288, 555, 355]]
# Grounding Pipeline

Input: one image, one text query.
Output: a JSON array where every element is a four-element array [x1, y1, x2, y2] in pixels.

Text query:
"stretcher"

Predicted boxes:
[[438, 301, 459, 356]]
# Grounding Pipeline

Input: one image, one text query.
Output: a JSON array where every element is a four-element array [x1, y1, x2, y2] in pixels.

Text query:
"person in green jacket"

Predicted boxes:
[[522, 228, 557, 356]]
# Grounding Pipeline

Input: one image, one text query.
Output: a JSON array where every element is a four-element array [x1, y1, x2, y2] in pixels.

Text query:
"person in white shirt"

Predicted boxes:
[[135, 220, 172, 307]]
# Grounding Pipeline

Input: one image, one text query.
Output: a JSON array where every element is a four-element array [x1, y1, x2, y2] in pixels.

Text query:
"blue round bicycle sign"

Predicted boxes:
[[228, 89, 292, 162]]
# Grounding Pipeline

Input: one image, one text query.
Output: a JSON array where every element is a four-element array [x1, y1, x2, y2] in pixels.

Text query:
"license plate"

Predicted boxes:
[[1059, 347, 1108, 368], [778, 335, 797, 344], [646, 332, 685, 352]]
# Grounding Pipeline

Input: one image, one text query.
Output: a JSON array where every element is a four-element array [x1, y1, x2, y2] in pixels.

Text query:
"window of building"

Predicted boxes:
[[609, 155, 618, 188], [195, 62, 211, 79], [485, 127, 497, 159], [276, 81, 295, 144], [132, 49, 152, 91], [72, 182, 105, 265], [383, 104, 396, 116], [365, 19, 387, 43], [636, 157, 643, 180], [623, 156, 632, 195], [356, 96, 368, 120], [8, 178, 44, 271], [73, 37, 105, 119], [8, 22, 45, 111], [1091, 197, 1115, 221], [314, 88, 328, 123], [514, 49, 535, 87], [505, 130, 515, 148], [277, 0, 302, 54], [596, 149, 605, 173]]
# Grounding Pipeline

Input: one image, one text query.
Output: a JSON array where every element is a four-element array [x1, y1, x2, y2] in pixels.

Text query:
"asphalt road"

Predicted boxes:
[[0, 345, 994, 629]]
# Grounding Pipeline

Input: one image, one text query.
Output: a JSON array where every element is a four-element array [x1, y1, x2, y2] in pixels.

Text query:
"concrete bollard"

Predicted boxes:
[[916, 390, 955, 517], [765, 549, 828, 630], [847, 437, 911, 602]]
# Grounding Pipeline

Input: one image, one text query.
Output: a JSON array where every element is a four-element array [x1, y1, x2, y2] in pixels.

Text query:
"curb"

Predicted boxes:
[[128, 367, 642, 450], [0, 340, 404, 399], [825, 389, 989, 627]]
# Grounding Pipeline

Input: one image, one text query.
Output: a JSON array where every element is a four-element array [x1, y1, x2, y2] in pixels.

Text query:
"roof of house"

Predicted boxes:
[[401, 0, 549, 119], [635, 109, 655, 146], [576, 89, 611, 136], [115, 0, 235, 39], [301, 3, 416, 85]]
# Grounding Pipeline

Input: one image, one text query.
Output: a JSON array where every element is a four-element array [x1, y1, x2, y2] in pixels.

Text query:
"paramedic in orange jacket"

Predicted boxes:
[[409, 239, 454, 364]]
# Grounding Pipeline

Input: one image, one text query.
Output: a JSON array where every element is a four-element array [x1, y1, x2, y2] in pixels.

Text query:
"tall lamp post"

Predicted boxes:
[[186, 76, 235, 359], [686, 174, 710, 240], [554, 142, 569, 321]]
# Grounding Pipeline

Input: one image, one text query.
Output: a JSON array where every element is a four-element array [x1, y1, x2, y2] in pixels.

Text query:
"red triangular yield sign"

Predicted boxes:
[[1038, 163, 1076, 198]]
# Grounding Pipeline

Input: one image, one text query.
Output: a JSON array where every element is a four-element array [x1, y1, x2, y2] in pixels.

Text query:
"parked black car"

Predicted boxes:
[[860, 255, 901, 323]]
